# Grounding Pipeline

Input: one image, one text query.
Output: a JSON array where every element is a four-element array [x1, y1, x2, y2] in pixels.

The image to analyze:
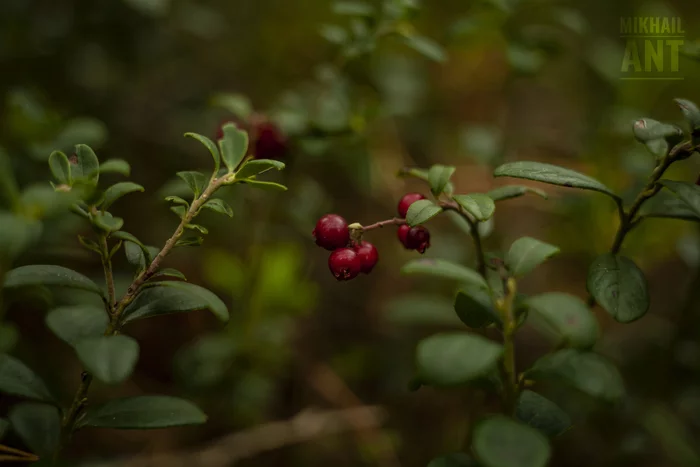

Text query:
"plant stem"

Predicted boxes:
[[360, 217, 406, 231], [99, 235, 115, 309], [498, 278, 518, 414], [439, 201, 488, 277]]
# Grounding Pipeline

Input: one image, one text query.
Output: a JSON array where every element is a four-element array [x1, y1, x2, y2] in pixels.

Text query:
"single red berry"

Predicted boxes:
[[397, 193, 426, 218], [328, 248, 362, 281], [313, 214, 350, 251], [406, 226, 431, 253], [397, 224, 411, 249], [254, 120, 287, 160], [354, 241, 379, 274]]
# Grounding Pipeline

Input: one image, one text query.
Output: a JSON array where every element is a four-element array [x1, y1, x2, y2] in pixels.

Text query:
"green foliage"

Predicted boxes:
[[102, 182, 144, 209], [660, 180, 700, 217], [123, 281, 229, 323], [45, 306, 109, 346], [75, 336, 140, 384], [428, 164, 456, 195], [516, 390, 571, 437], [472, 416, 551, 467], [219, 123, 249, 172], [401, 259, 487, 289], [185, 132, 220, 172], [487, 185, 547, 202], [406, 199, 443, 226], [587, 254, 649, 323], [177, 171, 208, 198], [236, 159, 286, 179], [48, 151, 71, 185], [526, 293, 599, 349], [0, 355, 54, 402], [453, 194, 496, 221], [80, 396, 207, 429], [8, 403, 61, 458], [201, 198, 234, 217], [506, 237, 560, 278], [99, 159, 131, 176], [3, 265, 104, 297], [454, 287, 498, 328]]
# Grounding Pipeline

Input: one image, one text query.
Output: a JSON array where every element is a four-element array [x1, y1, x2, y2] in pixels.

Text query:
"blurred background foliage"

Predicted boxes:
[[2, 0, 700, 465]]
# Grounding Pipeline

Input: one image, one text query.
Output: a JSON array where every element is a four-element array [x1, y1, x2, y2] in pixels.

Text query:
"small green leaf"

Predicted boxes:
[[123, 281, 229, 323], [185, 223, 209, 235], [185, 132, 220, 172], [516, 390, 572, 437], [633, 118, 683, 143], [92, 211, 124, 233], [201, 198, 233, 217], [176, 171, 208, 198], [0, 354, 53, 402], [236, 159, 286, 179], [165, 196, 189, 207], [473, 415, 551, 467], [526, 293, 599, 349], [527, 349, 625, 401], [8, 403, 61, 458], [238, 179, 287, 191], [72, 144, 100, 185], [124, 241, 146, 269], [211, 93, 252, 120], [416, 333, 502, 387], [46, 306, 109, 346], [3, 265, 103, 296], [403, 35, 448, 62], [587, 253, 649, 323], [402, 259, 488, 289], [453, 194, 496, 221], [113, 231, 153, 264], [102, 182, 144, 210], [99, 159, 131, 176], [151, 268, 187, 280], [176, 236, 203, 247], [49, 151, 71, 184], [406, 199, 443, 226], [75, 335, 139, 385], [219, 123, 249, 172], [494, 161, 618, 199], [81, 395, 207, 429], [660, 180, 700, 217], [332, 1, 374, 16], [428, 453, 479, 467], [428, 164, 456, 195], [454, 287, 497, 328], [488, 185, 548, 202], [676, 98, 700, 138], [506, 237, 560, 278], [171, 205, 187, 218]]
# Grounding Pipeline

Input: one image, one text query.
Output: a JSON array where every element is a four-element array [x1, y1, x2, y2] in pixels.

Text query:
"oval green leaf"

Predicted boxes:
[[102, 182, 144, 210], [236, 159, 286, 179], [454, 287, 497, 328], [406, 199, 443, 226], [176, 171, 208, 198], [46, 306, 109, 346], [75, 335, 139, 385], [487, 185, 548, 202], [73, 144, 100, 185], [3, 265, 104, 297], [506, 237, 560, 278], [401, 259, 488, 289], [202, 198, 233, 217], [8, 403, 61, 458], [660, 180, 700, 217], [81, 395, 207, 429], [185, 132, 220, 172], [587, 253, 649, 323], [123, 281, 229, 323], [675, 98, 700, 130], [92, 211, 124, 233], [428, 164, 456, 195], [99, 159, 131, 176], [453, 194, 496, 221], [526, 293, 599, 348], [473, 415, 551, 467], [516, 390, 572, 437], [49, 151, 71, 185], [219, 123, 249, 172], [0, 354, 53, 402]]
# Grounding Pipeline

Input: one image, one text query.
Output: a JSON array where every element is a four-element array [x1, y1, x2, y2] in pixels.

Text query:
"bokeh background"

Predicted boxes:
[[2, 0, 700, 465]]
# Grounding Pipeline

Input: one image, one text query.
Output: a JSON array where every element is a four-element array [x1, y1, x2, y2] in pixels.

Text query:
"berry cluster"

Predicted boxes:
[[313, 193, 431, 281]]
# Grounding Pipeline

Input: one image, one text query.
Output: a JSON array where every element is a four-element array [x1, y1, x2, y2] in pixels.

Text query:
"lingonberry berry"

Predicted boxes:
[[254, 120, 287, 160], [354, 241, 379, 274], [397, 224, 411, 249], [406, 226, 431, 253], [397, 193, 426, 218], [313, 214, 350, 251], [328, 247, 362, 281]]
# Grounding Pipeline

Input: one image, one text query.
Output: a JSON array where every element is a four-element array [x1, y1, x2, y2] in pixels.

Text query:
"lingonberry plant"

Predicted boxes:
[[315, 98, 700, 467], [0, 123, 286, 463]]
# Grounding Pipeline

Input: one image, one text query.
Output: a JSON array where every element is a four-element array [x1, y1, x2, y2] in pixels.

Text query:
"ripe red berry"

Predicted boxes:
[[328, 248, 362, 281], [313, 214, 350, 251], [354, 241, 379, 274], [254, 120, 287, 160], [406, 226, 431, 253], [397, 224, 411, 249], [398, 193, 426, 218]]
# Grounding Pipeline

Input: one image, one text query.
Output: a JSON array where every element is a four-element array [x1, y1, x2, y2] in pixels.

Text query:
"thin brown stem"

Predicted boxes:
[[99, 235, 116, 310], [360, 217, 406, 231], [497, 278, 518, 414]]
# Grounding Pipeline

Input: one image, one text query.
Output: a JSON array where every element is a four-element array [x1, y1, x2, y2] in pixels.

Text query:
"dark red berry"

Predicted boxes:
[[313, 214, 350, 251], [354, 241, 379, 274], [254, 120, 287, 160], [397, 224, 411, 249], [398, 193, 427, 218], [406, 226, 431, 253], [328, 248, 362, 281]]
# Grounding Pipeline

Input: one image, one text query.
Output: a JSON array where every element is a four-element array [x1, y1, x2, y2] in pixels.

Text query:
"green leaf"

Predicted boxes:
[[125, 242, 146, 269], [123, 281, 229, 323], [473, 415, 551, 467], [675, 98, 700, 132], [660, 180, 700, 217], [171, 205, 187, 218], [236, 159, 286, 179], [453, 194, 496, 221], [587, 253, 649, 323], [92, 211, 124, 233], [487, 185, 548, 202], [113, 231, 153, 265], [211, 93, 252, 120], [385, 295, 463, 327], [403, 35, 448, 63], [4, 265, 103, 296], [201, 198, 233, 217], [428, 164, 456, 195], [151, 268, 187, 280], [0, 354, 53, 402], [99, 159, 131, 176], [516, 390, 572, 437], [8, 403, 61, 458], [219, 123, 249, 172], [72, 144, 100, 185], [506, 237, 560, 278], [45, 306, 109, 346], [49, 151, 71, 185], [406, 199, 443, 226], [402, 259, 488, 289], [641, 191, 700, 221], [428, 453, 479, 467], [527, 349, 625, 401], [494, 161, 618, 199], [75, 335, 139, 385], [332, 1, 374, 16], [633, 118, 683, 143], [526, 293, 599, 349], [176, 171, 208, 198], [81, 395, 207, 429], [102, 182, 144, 209], [185, 223, 209, 235], [176, 236, 203, 247], [319, 24, 348, 44], [0, 213, 41, 259], [165, 196, 189, 207], [416, 333, 502, 387], [185, 132, 220, 172], [238, 179, 287, 191], [454, 287, 497, 328]]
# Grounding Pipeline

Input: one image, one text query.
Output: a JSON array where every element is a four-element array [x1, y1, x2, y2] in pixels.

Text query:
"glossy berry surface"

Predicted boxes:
[[398, 193, 426, 218], [328, 248, 362, 281], [406, 226, 431, 253], [313, 214, 350, 251], [354, 241, 379, 274], [397, 224, 411, 249]]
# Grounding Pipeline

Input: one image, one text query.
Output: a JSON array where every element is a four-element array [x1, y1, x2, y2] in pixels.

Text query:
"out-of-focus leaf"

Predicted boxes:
[[46, 306, 109, 346], [402, 259, 487, 289], [8, 403, 61, 458], [102, 182, 144, 209], [488, 186, 548, 202], [506, 237, 560, 277], [75, 335, 139, 384], [99, 159, 131, 176], [211, 93, 253, 120], [0, 354, 53, 402], [123, 281, 228, 323], [516, 390, 572, 437], [403, 35, 447, 63], [526, 293, 599, 349], [49, 151, 71, 185], [4, 265, 103, 296], [81, 396, 207, 429], [92, 211, 124, 232], [473, 415, 551, 467]]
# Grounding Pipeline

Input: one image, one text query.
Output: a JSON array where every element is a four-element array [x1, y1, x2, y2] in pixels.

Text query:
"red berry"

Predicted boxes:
[[313, 214, 350, 251], [254, 120, 287, 160], [397, 193, 426, 218], [328, 248, 361, 281], [354, 241, 379, 274], [397, 224, 411, 249], [406, 226, 431, 253]]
